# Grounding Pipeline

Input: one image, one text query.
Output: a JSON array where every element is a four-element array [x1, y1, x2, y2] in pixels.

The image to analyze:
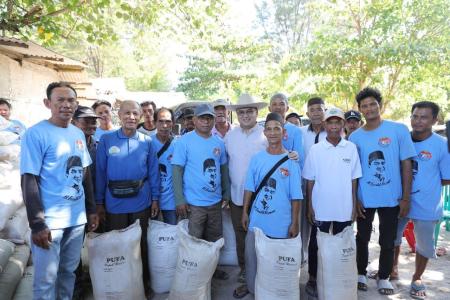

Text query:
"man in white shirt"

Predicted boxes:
[[302, 107, 362, 297], [224, 93, 267, 283], [300, 97, 327, 157], [212, 98, 234, 138]]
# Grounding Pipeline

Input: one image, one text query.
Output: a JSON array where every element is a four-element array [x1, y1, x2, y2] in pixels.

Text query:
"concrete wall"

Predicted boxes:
[[0, 53, 59, 126]]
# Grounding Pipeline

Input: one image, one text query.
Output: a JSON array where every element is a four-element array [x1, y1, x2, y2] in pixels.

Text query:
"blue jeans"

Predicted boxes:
[[32, 224, 85, 300], [161, 210, 177, 225]]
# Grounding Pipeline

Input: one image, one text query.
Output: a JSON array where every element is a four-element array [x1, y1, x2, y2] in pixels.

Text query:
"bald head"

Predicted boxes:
[[119, 100, 141, 113]]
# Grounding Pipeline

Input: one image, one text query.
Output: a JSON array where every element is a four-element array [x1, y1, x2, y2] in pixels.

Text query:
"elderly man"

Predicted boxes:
[[138, 101, 157, 136], [172, 103, 231, 280], [0, 97, 26, 137], [224, 93, 268, 283], [95, 100, 160, 295], [212, 98, 234, 138], [20, 82, 98, 299], [92, 100, 115, 142]]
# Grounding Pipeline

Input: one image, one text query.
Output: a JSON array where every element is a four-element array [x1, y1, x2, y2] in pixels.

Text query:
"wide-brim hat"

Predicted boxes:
[[228, 93, 267, 111]]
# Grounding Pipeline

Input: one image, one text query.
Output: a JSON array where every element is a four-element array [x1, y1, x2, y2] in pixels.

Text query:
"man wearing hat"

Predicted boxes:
[[172, 103, 231, 280], [212, 98, 234, 138], [286, 112, 302, 127], [224, 93, 268, 283], [344, 109, 363, 139], [302, 107, 362, 297], [180, 108, 195, 135], [233, 112, 302, 298]]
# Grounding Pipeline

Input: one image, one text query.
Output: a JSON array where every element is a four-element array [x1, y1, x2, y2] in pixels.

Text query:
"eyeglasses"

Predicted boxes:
[[236, 109, 256, 116]]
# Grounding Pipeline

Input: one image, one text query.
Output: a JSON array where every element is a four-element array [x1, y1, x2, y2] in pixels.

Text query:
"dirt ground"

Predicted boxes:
[[83, 219, 450, 300]]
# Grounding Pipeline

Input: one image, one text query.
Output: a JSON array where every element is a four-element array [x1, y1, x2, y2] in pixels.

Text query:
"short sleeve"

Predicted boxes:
[[302, 150, 316, 180], [351, 145, 362, 179], [288, 161, 303, 200], [20, 129, 44, 175], [439, 142, 450, 180], [220, 142, 227, 165], [171, 137, 187, 167], [398, 124, 416, 160]]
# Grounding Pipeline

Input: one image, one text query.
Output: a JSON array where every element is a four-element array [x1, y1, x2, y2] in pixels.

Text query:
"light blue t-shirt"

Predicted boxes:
[[246, 150, 303, 238], [20, 121, 91, 229], [409, 133, 450, 221], [94, 127, 116, 142], [349, 120, 416, 208], [3, 119, 26, 144], [283, 122, 305, 169], [171, 130, 227, 206], [152, 136, 177, 210]]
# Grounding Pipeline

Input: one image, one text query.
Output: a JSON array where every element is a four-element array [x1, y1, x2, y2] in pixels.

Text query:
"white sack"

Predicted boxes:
[[254, 227, 302, 300], [0, 245, 30, 300], [0, 188, 23, 231], [0, 131, 19, 146], [0, 239, 15, 273], [12, 266, 33, 300], [0, 206, 29, 242], [147, 220, 179, 294], [218, 208, 238, 266], [0, 162, 19, 189], [0, 144, 20, 162], [317, 226, 357, 300], [87, 220, 145, 300], [169, 219, 224, 300]]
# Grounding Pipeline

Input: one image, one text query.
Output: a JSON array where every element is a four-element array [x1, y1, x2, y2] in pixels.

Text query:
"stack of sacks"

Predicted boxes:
[[0, 241, 31, 300]]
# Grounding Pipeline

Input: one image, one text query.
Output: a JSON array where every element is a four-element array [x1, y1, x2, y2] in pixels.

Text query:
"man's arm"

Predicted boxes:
[[306, 180, 315, 224], [241, 190, 253, 231], [289, 200, 300, 237], [83, 167, 98, 232], [442, 180, 450, 186], [220, 164, 231, 202], [399, 159, 413, 217], [173, 165, 189, 218], [351, 178, 358, 222]]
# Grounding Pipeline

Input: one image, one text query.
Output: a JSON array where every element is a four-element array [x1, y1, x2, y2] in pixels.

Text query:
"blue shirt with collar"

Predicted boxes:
[[95, 128, 160, 214], [283, 122, 305, 169]]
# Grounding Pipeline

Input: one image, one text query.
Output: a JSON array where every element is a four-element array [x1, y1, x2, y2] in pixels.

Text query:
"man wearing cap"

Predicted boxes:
[[172, 103, 231, 280], [212, 98, 234, 138], [300, 97, 327, 157], [349, 87, 415, 295], [286, 112, 302, 127], [224, 93, 268, 283], [180, 108, 195, 135], [95, 100, 160, 295], [302, 107, 362, 297], [233, 112, 302, 298], [345, 110, 363, 139]]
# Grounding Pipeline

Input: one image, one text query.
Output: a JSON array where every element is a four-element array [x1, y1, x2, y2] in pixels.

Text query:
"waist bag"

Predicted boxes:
[[108, 177, 147, 198]]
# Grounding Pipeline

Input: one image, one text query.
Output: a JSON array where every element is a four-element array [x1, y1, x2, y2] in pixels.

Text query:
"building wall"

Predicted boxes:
[[0, 53, 59, 126]]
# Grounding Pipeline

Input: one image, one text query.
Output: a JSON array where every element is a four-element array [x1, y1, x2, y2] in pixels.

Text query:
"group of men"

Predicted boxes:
[[15, 81, 450, 300]]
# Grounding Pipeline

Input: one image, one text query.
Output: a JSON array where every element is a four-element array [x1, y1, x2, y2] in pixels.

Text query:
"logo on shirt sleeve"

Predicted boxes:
[[378, 137, 391, 147], [213, 147, 221, 157], [75, 139, 84, 150], [279, 167, 290, 177], [418, 150, 432, 161]]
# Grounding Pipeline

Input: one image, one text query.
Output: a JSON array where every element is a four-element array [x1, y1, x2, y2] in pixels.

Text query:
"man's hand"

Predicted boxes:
[[351, 208, 357, 223], [32, 228, 52, 249], [356, 201, 366, 219], [221, 199, 230, 209], [88, 214, 99, 232], [288, 151, 299, 161], [176, 204, 189, 219], [307, 207, 315, 225], [96, 204, 106, 223], [288, 222, 299, 238], [241, 213, 249, 231], [151, 201, 159, 218], [398, 199, 410, 218]]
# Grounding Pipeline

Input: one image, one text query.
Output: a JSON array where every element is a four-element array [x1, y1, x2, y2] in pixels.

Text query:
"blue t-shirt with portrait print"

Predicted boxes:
[[408, 133, 450, 221], [20, 121, 92, 229], [245, 150, 303, 238], [349, 120, 416, 208], [151, 136, 177, 210], [283, 122, 305, 169], [171, 130, 227, 206]]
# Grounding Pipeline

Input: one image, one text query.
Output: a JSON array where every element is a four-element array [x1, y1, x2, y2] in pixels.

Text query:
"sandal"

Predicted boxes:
[[305, 280, 318, 297], [213, 269, 229, 280], [233, 284, 249, 299], [436, 247, 447, 256], [378, 279, 395, 295], [237, 269, 246, 283], [357, 275, 368, 291], [410, 281, 426, 300]]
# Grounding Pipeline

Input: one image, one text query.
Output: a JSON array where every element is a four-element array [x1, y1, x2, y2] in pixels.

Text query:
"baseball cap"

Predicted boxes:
[[324, 107, 345, 121], [212, 98, 230, 108], [73, 106, 99, 119], [265, 112, 284, 124], [194, 104, 215, 117], [344, 110, 361, 121], [285, 112, 302, 120], [182, 108, 195, 118]]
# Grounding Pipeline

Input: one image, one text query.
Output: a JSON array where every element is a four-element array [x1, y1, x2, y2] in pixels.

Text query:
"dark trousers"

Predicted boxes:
[[188, 201, 223, 242], [229, 201, 246, 270], [105, 208, 150, 289], [308, 220, 352, 278], [356, 206, 399, 280]]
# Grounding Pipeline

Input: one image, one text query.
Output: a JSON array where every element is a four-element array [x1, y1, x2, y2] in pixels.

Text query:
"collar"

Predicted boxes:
[[324, 137, 347, 148], [239, 123, 260, 134], [308, 123, 325, 133], [117, 128, 139, 140]]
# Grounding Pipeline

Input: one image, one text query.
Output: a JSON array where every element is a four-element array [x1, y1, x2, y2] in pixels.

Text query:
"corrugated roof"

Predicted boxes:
[[0, 37, 86, 69]]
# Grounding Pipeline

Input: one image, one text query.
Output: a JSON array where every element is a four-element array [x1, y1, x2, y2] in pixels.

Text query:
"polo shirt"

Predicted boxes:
[[303, 138, 362, 221], [283, 122, 305, 168], [137, 124, 157, 136], [95, 128, 160, 214], [300, 124, 327, 157], [94, 127, 116, 142], [212, 122, 234, 139], [224, 124, 267, 206]]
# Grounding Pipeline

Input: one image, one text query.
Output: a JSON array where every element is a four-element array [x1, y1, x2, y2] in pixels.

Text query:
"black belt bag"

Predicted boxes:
[[108, 177, 147, 198]]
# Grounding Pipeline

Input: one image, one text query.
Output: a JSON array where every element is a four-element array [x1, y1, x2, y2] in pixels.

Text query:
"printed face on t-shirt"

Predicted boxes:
[[367, 151, 391, 186], [202, 158, 217, 192]]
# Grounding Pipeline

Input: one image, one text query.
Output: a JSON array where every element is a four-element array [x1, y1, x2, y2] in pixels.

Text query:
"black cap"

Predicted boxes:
[[344, 110, 361, 121], [182, 108, 194, 118], [265, 112, 284, 125], [285, 112, 302, 120], [73, 106, 99, 119]]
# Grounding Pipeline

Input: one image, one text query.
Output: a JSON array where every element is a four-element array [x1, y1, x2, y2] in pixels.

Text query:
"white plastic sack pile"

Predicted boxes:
[[147, 220, 179, 294], [0, 187, 23, 231], [0, 206, 29, 243], [317, 226, 357, 300], [87, 220, 145, 300], [0, 239, 15, 273], [0, 131, 18, 146], [169, 219, 224, 300], [0, 144, 20, 162], [12, 266, 33, 300], [218, 208, 238, 266], [254, 228, 302, 300], [0, 244, 30, 300]]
